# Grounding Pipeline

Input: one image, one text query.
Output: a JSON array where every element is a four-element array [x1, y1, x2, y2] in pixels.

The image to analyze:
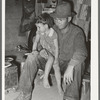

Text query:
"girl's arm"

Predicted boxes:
[[53, 38, 59, 65], [32, 32, 40, 51]]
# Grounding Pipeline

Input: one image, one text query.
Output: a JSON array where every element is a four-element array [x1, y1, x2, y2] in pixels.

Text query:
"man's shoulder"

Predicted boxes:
[[70, 23, 86, 39], [70, 23, 83, 33]]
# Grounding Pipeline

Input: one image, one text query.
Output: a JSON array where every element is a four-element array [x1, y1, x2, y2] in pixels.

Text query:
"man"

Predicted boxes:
[[15, 1, 87, 100]]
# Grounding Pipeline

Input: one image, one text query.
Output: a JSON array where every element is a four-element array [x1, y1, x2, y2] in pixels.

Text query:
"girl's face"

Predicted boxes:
[[35, 23, 46, 33]]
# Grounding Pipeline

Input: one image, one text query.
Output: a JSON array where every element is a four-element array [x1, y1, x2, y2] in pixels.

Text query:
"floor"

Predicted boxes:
[[5, 72, 64, 100], [5, 0, 90, 100], [5, 70, 90, 100]]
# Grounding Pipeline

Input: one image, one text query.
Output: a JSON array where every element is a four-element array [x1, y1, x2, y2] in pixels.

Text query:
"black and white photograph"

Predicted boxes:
[[2, 0, 98, 100]]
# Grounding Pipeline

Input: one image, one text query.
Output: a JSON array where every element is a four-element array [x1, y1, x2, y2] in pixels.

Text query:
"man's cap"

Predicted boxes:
[[50, 2, 76, 18]]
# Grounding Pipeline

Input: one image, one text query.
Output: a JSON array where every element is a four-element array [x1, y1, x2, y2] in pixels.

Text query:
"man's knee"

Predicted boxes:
[[73, 62, 85, 79], [74, 62, 85, 72], [27, 53, 38, 62]]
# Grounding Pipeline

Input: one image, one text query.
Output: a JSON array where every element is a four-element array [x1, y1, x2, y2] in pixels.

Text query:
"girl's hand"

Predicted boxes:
[[25, 50, 39, 56], [32, 50, 39, 55]]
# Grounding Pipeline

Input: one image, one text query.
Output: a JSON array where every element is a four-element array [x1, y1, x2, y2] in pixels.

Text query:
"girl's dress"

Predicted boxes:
[[39, 28, 57, 59]]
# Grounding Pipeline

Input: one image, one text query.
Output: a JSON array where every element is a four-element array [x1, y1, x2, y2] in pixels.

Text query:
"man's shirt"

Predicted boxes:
[[53, 23, 87, 67]]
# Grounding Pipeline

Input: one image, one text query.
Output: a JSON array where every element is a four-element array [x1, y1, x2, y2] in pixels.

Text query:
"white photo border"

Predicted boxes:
[[2, 0, 99, 100]]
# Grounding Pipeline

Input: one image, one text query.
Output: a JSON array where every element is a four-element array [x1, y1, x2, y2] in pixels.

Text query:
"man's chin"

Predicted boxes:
[[57, 25, 64, 29]]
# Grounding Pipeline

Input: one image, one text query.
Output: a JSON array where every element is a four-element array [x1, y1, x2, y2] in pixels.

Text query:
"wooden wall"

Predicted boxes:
[[72, 0, 91, 41]]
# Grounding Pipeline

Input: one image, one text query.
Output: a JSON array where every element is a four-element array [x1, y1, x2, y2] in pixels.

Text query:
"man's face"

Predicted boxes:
[[54, 18, 68, 29]]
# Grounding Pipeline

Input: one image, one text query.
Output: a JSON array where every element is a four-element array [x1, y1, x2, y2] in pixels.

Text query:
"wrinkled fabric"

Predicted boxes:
[[18, 53, 85, 100], [38, 29, 57, 55], [53, 23, 87, 66]]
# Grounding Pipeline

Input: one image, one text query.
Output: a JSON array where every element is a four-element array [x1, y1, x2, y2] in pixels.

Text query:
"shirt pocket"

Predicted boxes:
[[63, 39, 74, 55]]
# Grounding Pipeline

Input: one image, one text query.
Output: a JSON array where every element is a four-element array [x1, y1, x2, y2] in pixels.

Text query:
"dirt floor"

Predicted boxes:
[[5, 71, 90, 100], [5, 73, 63, 100]]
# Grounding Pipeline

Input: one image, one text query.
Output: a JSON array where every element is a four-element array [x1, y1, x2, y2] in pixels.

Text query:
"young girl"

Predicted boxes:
[[32, 13, 63, 95]]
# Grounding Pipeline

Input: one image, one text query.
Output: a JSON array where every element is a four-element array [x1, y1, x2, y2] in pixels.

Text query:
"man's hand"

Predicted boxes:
[[63, 65, 74, 85]]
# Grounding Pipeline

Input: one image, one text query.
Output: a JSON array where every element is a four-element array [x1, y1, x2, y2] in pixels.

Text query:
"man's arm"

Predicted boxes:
[[64, 31, 87, 85], [68, 32, 87, 67]]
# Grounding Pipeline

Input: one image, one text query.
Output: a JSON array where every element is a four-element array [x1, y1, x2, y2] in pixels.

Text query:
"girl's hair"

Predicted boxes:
[[36, 13, 54, 28]]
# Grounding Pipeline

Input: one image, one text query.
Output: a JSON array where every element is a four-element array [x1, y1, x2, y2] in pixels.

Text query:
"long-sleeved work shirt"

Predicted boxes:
[[53, 23, 87, 67]]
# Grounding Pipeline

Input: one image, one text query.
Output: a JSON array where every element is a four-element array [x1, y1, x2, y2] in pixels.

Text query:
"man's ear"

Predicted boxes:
[[68, 17, 72, 22]]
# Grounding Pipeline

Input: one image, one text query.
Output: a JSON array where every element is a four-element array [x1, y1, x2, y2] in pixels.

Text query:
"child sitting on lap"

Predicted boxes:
[[32, 13, 63, 95]]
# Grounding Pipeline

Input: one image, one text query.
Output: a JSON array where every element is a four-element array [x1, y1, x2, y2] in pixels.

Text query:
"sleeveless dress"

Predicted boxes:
[[39, 28, 57, 59]]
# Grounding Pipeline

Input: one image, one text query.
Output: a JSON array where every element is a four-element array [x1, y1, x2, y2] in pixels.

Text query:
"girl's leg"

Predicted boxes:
[[53, 63, 63, 95], [43, 55, 54, 88]]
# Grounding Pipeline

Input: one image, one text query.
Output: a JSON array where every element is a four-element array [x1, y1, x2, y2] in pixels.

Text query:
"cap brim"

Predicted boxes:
[[50, 11, 76, 18], [50, 12, 67, 18], [50, 12, 57, 18]]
